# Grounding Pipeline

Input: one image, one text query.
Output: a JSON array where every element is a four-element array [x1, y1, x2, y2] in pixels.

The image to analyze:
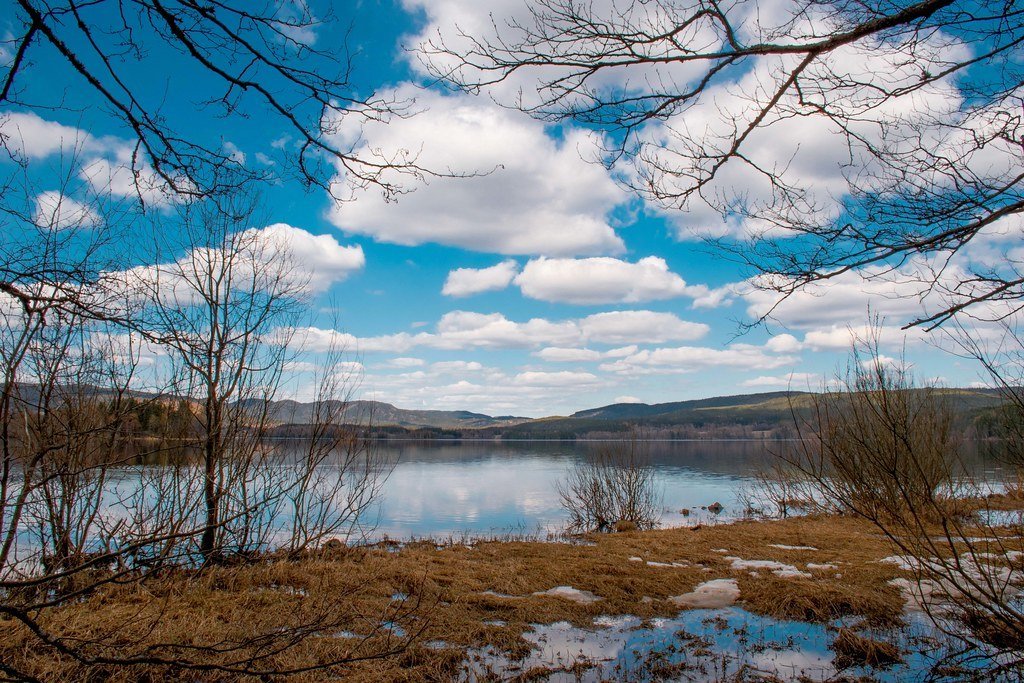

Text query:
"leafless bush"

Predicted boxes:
[[767, 325, 1024, 673], [784, 336, 964, 522], [558, 434, 662, 533]]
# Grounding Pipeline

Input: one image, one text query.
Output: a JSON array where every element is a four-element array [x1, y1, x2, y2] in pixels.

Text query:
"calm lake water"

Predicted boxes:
[[360, 439, 1012, 540]]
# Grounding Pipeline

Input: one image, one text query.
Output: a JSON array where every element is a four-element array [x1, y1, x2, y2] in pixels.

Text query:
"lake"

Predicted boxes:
[[356, 439, 1012, 540]]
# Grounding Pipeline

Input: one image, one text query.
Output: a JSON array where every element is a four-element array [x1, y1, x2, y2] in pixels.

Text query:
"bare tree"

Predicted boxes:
[[0, 189, 417, 680], [419, 0, 1024, 329], [131, 191, 305, 561]]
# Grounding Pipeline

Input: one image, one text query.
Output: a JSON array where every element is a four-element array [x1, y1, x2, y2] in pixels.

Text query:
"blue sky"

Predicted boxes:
[[0, 0, 1003, 416]]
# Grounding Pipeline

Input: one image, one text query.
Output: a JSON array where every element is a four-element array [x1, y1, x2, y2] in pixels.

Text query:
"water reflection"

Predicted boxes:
[[366, 440, 769, 539], [356, 439, 1011, 539], [465, 608, 970, 682]]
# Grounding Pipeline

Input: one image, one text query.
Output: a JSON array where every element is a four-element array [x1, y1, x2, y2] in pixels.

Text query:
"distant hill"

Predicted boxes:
[[256, 399, 532, 430], [570, 391, 804, 420], [482, 388, 1008, 439], [256, 387, 1009, 439]]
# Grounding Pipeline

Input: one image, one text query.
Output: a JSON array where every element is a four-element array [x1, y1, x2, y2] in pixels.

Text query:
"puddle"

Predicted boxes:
[[975, 509, 1024, 527], [462, 607, 981, 682]]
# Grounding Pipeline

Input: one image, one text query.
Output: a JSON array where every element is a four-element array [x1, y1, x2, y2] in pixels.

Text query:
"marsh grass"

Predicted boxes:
[[7, 512, 1002, 680]]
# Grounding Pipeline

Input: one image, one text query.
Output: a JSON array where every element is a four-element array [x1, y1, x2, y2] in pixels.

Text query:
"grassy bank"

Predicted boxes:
[[9, 509, 1019, 681]]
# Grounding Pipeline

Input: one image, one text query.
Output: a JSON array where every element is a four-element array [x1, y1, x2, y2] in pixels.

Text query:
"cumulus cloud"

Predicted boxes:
[[601, 343, 796, 375], [0, 112, 99, 159], [741, 373, 820, 388], [33, 191, 100, 230], [256, 224, 364, 294], [292, 310, 707, 354], [513, 370, 601, 387], [385, 357, 426, 368], [113, 224, 363, 307], [578, 311, 708, 345], [442, 260, 519, 297], [357, 360, 611, 415], [0, 112, 190, 207], [328, 85, 626, 256], [535, 347, 603, 362], [514, 256, 697, 304], [534, 345, 638, 362]]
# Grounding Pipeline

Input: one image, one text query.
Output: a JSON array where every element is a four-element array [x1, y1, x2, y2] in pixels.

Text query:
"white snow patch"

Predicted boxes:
[[480, 590, 523, 599], [533, 586, 602, 604], [724, 556, 812, 578], [806, 563, 838, 571], [768, 544, 818, 551], [669, 578, 741, 609]]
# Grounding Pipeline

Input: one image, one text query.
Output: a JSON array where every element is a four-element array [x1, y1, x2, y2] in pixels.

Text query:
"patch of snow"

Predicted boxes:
[[724, 556, 812, 579], [879, 555, 918, 571], [670, 578, 741, 609], [533, 586, 602, 604], [628, 556, 643, 562], [806, 563, 838, 571], [480, 590, 522, 599], [768, 544, 818, 551], [330, 630, 362, 639], [646, 560, 689, 568]]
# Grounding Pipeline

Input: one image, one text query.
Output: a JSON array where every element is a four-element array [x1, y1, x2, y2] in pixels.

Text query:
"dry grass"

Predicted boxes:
[[831, 627, 902, 668], [4, 512, 1017, 681]]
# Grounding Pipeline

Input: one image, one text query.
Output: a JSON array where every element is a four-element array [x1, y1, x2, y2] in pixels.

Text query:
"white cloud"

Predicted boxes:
[[254, 224, 364, 294], [33, 191, 100, 230], [223, 141, 246, 165], [514, 256, 697, 304], [385, 357, 425, 368], [578, 311, 709, 345], [534, 344, 639, 362], [357, 360, 610, 415], [602, 343, 796, 375], [442, 259, 519, 297], [430, 360, 484, 373], [513, 370, 602, 387], [113, 224, 363, 309], [0, 113, 191, 206], [430, 311, 581, 349], [614, 395, 643, 404], [291, 310, 706, 355], [328, 85, 626, 256], [0, 112, 98, 159], [741, 264, 936, 329], [741, 373, 819, 388], [535, 347, 603, 362]]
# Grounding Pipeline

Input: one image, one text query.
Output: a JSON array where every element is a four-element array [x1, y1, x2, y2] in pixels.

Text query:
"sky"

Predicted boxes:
[[0, 0, 1008, 417]]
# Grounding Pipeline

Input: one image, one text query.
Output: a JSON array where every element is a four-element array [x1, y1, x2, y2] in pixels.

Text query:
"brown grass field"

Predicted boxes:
[[4, 510, 1020, 681]]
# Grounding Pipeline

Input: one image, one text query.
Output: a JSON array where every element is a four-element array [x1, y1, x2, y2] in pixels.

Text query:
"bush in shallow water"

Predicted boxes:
[[557, 434, 662, 533]]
